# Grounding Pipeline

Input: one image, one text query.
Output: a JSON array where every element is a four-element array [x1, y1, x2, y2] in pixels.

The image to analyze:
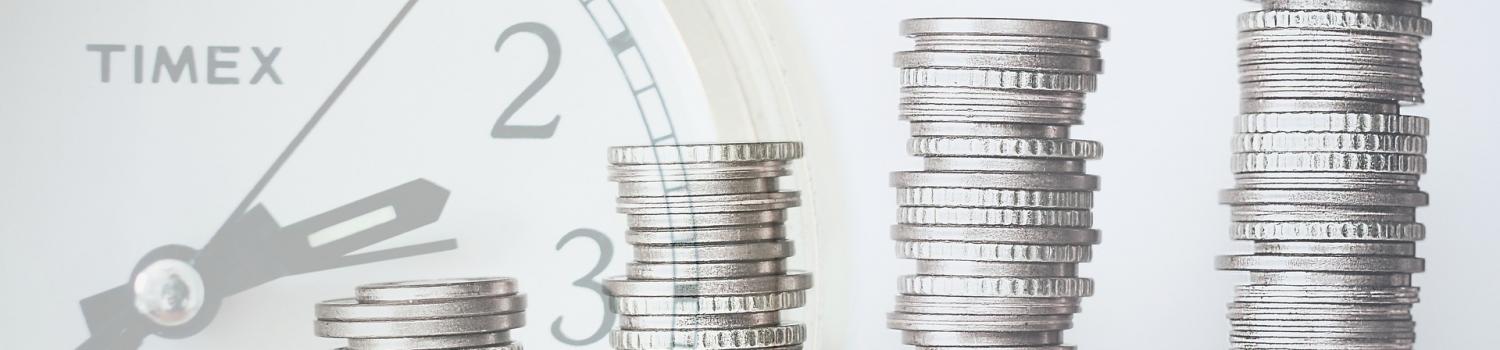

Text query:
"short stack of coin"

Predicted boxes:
[[604, 142, 811, 350], [888, 18, 1107, 349], [314, 277, 527, 350], [1220, 0, 1432, 349]]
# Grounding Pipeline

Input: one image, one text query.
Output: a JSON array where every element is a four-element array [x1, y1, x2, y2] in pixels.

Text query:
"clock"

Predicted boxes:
[[0, 0, 844, 349]]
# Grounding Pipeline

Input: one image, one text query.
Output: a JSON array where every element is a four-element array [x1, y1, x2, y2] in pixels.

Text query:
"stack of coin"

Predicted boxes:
[[1220, 0, 1432, 349], [604, 142, 811, 350], [313, 277, 527, 350], [888, 18, 1107, 349]]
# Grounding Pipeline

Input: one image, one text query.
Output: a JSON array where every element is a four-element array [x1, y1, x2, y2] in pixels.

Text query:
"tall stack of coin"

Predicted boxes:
[[1220, 0, 1432, 349], [604, 142, 811, 350], [314, 277, 527, 350], [888, 18, 1107, 349]]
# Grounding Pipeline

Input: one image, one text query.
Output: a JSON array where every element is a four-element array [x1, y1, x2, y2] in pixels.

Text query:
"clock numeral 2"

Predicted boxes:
[[493, 22, 562, 139], [552, 228, 615, 345]]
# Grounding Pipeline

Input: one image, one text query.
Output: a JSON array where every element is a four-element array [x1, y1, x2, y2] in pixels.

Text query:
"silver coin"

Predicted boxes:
[[628, 260, 787, 279], [1231, 152, 1426, 174], [1217, 255, 1425, 273], [314, 311, 525, 338], [894, 51, 1103, 74], [1240, 61, 1422, 78], [891, 172, 1099, 191], [1239, 29, 1422, 51], [911, 122, 1070, 138], [344, 332, 512, 350], [608, 142, 802, 165], [1233, 172, 1420, 191], [901, 17, 1109, 40], [897, 207, 1092, 227], [355, 277, 517, 303], [917, 346, 1074, 350], [1234, 285, 1420, 304], [898, 275, 1093, 297], [605, 272, 813, 297], [610, 324, 805, 349], [902, 68, 1097, 92], [1238, 46, 1422, 66], [902, 87, 1087, 109], [612, 291, 806, 315], [908, 136, 1102, 159], [1241, 80, 1424, 103], [888, 312, 1074, 332], [1220, 189, 1428, 207], [894, 295, 1082, 315], [1241, 98, 1400, 114], [615, 192, 801, 214], [317, 295, 526, 321], [897, 241, 1091, 263], [901, 330, 1063, 347], [892, 225, 1101, 245], [901, 103, 1086, 120], [1239, 67, 1422, 85], [1230, 221, 1424, 242], [618, 312, 781, 330], [1230, 319, 1416, 332], [1235, 112, 1427, 135], [901, 109, 1084, 125], [916, 260, 1078, 277], [923, 157, 1087, 173], [1229, 329, 1415, 339], [1259, 0, 1425, 16], [632, 240, 794, 263], [608, 161, 789, 182], [1249, 271, 1412, 286], [1238, 10, 1433, 37], [1230, 303, 1411, 320], [628, 210, 786, 229], [897, 206, 1091, 227], [627, 225, 785, 245], [616, 178, 778, 197], [1229, 203, 1415, 222], [1233, 132, 1426, 155], [911, 34, 1101, 56], [897, 187, 1093, 209], [339, 343, 525, 350], [1254, 242, 1416, 256]]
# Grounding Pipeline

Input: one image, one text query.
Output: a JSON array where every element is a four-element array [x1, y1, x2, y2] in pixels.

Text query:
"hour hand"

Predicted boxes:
[[195, 178, 454, 296]]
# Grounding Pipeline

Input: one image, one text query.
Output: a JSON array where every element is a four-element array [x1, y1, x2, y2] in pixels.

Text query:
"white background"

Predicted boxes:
[[786, 0, 1500, 348]]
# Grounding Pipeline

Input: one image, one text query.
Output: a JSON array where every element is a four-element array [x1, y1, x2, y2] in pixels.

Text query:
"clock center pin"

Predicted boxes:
[[132, 259, 206, 327]]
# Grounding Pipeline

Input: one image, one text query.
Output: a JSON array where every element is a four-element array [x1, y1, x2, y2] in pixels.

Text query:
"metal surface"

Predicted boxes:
[[604, 142, 811, 349], [313, 277, 527, 349], [1221, 0, 1433, 348], [888, 17, 1108, 349]]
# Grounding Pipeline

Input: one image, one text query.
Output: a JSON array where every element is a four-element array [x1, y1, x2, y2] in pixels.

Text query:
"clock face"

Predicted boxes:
[[0, 0, 736, 348]]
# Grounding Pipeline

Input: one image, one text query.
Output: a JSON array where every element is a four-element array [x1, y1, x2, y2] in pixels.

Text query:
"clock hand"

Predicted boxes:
[[76, 179, 454, 349], [75, 3, 423, 348], [195, 178, 455, 296], [216, 0, 417, 228]]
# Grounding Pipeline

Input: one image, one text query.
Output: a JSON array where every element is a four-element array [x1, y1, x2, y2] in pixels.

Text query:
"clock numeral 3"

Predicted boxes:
[[492, 22, 562, 139], [552, 228, 615, 345]]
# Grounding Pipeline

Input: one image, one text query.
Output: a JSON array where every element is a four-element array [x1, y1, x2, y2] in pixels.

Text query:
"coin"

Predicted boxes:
[[316, 295, 526, 321], [355, 277, 517, 303], [315, 277, 530, 349], [890, 18, 1106, 348], [604, 142, 810, 349]]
